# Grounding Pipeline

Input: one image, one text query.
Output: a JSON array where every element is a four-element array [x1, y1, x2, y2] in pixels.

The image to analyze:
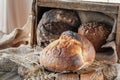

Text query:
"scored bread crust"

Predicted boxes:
[[40, 31, 95, 72], [78, 22, 111, 51]]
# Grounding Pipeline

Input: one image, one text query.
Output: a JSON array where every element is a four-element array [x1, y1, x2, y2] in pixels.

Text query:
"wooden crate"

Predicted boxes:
[[31, 0, 120, 61], [31, 0, 120, 79]]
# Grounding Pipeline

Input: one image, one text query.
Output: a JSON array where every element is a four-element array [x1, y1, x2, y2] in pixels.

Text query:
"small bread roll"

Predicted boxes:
[[40, 31, 95, 72], [78, 22, 111, 51]]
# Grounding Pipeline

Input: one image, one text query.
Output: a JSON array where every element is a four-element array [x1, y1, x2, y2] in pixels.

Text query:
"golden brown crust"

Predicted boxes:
[[80, 35, 95, 65], [78, 22, 111, 51], [40, 31, 95, 72]]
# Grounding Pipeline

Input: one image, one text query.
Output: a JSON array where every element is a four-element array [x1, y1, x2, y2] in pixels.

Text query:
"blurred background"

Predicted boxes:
[[0, 0, 32, 33], [0, 0, 119, 33]]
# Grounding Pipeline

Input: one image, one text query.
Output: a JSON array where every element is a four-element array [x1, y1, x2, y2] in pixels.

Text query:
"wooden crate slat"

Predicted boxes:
[[81, 71, 104, 80], [116, 6, 120, 62], [37, 0, 119, 14], [56, 73, 80, 80], [31, 0, 37, 47]]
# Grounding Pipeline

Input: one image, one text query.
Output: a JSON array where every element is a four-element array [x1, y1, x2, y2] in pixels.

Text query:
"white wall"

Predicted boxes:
[[0, 0, 7, 33]]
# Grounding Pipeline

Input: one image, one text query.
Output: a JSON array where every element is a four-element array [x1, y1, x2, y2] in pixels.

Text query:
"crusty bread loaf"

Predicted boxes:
[[40, 31, 95, 72], [37, 9, 80, 47], [38, 9, 80, 28], [78, 22, 111, 51]]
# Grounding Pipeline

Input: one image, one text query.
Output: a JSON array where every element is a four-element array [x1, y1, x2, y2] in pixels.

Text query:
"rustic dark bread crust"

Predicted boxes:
[[40, 31, 95, 72], [37, 9, 80, 47], [38, 9, 80, 28], [43, 22, 73, 35], [78, 22, 111, 51], [37, 22, 73, 47]]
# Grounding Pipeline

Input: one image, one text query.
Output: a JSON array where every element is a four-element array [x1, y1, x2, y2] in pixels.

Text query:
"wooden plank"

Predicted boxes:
[[116, 6, 120, 63], [56, 73, 80, 80], [31, 0, 37, 47], [37, 0, 119, 14], [81, 71, 104, 80]]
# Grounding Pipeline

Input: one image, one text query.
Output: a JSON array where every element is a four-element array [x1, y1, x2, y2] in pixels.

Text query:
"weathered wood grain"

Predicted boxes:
[[37, 0, 119, 14], [31, 0, 37, 47], [116, 6, 120, 63], [56, 73, 80, 80], [81, 71, 104, 80]]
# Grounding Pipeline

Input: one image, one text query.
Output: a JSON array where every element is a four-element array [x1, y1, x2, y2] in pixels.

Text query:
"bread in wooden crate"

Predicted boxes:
[[37, 9, 80, 48], [78, 22, 111, 51]]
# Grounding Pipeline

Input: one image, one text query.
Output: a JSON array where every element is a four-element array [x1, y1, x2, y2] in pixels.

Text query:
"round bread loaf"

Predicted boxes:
[[37, 9, 80, 48], [38, 9, 80, 28], [78, 22, 111, 51], [40, 31, 95, 72]]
